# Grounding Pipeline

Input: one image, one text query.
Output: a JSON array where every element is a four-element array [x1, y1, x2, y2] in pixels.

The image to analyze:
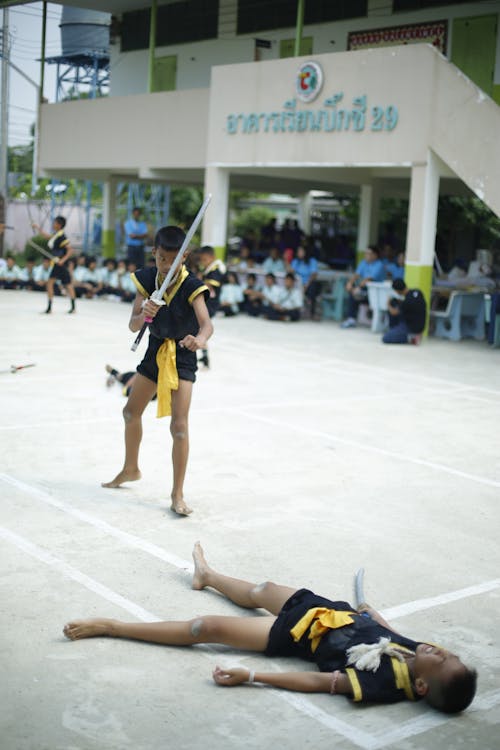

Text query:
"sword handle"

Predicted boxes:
[[131, 322, 149, 352]]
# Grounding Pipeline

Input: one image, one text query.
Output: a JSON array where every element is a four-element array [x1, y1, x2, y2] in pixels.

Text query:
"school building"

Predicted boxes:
[[29, 0, 500, 303]]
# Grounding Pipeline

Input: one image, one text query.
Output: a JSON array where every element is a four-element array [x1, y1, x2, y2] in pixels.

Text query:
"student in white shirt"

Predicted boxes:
[[262, 247, 285, 275], [271, 272, 304, 321], [219, 271, 244, 316]]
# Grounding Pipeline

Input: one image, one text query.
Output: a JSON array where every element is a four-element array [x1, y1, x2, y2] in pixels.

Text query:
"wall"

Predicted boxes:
[[39, 88, 209, 175]]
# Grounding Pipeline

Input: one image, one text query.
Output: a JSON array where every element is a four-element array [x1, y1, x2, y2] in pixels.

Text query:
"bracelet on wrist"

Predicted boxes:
[[247, 669, 255, 684], [330, 670, 340, 694]]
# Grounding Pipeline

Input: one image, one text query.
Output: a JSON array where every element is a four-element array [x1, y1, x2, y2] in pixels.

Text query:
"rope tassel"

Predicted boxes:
[[346, 637, 406, 672]]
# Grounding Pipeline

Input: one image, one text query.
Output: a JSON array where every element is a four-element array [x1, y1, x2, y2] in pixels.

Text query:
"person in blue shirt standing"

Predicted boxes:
[[341, 245, 385, 328], [291, 245, 320, 319], [124, 207, 148, 269]]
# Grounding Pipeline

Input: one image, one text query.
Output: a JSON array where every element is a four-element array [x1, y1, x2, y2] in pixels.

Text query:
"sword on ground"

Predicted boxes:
[[0, 363, 36, 375], [354, 567, 365, 608], [131, 194, 212, 352]]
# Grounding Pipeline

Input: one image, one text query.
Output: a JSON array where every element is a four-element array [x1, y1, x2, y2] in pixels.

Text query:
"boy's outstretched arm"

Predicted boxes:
[[212, 667, 352, 695]]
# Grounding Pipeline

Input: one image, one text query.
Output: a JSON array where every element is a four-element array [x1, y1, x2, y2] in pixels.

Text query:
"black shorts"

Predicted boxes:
[[49, 263, 71, 285], [265, 589, 354, 660], [137, 335, 197, 384]]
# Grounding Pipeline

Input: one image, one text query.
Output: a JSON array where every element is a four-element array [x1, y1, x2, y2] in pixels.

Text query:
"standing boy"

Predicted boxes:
[[32, 216, 76, 314], [198, 245, 225, 368], [102, 226, 213, 516], [124, 207, 148, 269]]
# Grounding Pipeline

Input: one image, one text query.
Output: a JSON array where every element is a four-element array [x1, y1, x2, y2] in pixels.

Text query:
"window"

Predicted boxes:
[[121, 0, 218, 52], [393, 0, 469, 11], [237, 0, 367, 35]]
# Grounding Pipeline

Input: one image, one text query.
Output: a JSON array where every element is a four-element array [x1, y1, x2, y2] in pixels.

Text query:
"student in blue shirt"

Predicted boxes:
[[291, 245, 321, 319], [124, 207, 148, 269], [386, 252, 405, 281], [341, 245, 385, 328]]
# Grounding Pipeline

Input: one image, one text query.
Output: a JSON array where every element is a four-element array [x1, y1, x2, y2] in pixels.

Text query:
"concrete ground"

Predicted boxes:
[[1, 289, 499, 750]]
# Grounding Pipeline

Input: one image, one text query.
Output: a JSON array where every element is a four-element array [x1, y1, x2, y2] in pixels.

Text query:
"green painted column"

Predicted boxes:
[[148, 0, 158, 93], [405, 152, 441, 336], [102, 178, 117, 259], [213, 246, 226, 261], [102, 229, 116, 259], [294, 0, 305, 57]]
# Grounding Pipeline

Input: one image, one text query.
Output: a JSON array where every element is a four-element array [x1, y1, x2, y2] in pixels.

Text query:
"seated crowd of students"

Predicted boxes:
[[0, 255, 138, 302]]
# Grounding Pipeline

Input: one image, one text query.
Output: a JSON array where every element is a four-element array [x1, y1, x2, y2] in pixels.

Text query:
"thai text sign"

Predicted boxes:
[[226, 94, 398, 135]]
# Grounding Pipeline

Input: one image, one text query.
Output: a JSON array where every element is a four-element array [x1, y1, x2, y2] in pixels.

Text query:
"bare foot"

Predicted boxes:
[[101, 469, 141, 488], [192, 541, 210, 590], [63, 618, 116, 640], [170, 496, 193, 516]]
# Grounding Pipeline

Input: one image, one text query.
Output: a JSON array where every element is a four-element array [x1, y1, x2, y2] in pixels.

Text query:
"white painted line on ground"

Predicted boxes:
[[382, 579, 500, 620], [370, 689, 500, 749], [217, 338, 500, 396], [0, 473, 192, 571], [2, 473, 499, 623], [0, 525, 158, 622], [230, 409, 500, 488]]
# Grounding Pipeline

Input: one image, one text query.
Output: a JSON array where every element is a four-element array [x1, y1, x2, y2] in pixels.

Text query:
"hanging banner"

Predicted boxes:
[[348, 20, 447, 54]]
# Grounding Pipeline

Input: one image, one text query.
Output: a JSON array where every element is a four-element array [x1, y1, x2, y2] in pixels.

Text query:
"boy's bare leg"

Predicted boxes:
[[169, 380, 193, 515], [63, 613, 274, 652], [192, 542, 298, 615], [102, 374, 157, 488]]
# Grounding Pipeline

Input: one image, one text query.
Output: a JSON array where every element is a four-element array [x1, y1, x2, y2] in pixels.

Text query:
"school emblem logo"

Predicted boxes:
[[295, 61, 323, 103]]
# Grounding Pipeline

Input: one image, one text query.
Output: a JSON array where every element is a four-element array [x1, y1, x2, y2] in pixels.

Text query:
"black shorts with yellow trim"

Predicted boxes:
[[49, 263, 71, 285], [265, 588, 354, 660], [137, 334, 197, 384]]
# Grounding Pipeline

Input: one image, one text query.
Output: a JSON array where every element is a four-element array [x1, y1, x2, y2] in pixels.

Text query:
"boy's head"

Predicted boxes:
[[6, 256, 15, 267], [246, 273, 256, 286], [153, 225, 186, 276], [284, 272, 295, 288], [392, 278, 407, 294], [199, 244, 215, 268], [265, 272, 276, 287], [413, 644, 477, 714], [53, 215, 66, 231], [365, 245, 380, 262], [105, 259, 116, 269]]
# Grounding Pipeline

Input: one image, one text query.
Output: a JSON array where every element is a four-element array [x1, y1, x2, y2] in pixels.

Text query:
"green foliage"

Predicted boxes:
[[169, 187, 204, 227], [8, 143, 34, 174], [231, 205, 275, 240], [438, 196, 500, 243], [24, 234, 49, 262]]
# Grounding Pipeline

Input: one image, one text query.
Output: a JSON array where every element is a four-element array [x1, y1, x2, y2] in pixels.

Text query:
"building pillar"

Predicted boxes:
[[357, 183, 380, 263], [404, 151, 440, 325], [298, 191, 312, 235], [102, 176, 117, 259], [202, 166, 229, 260]]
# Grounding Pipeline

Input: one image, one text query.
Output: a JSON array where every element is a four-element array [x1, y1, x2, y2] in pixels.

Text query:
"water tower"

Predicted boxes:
[[46, 7, 111, 103]]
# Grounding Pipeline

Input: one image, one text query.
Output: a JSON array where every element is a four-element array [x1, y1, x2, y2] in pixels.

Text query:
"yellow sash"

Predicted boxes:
[[155, 338, 178, 418], [290, 607, 356, 653]]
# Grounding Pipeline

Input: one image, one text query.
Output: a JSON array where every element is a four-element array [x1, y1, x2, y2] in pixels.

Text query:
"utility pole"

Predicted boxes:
[[0, 8, 10, 257]]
